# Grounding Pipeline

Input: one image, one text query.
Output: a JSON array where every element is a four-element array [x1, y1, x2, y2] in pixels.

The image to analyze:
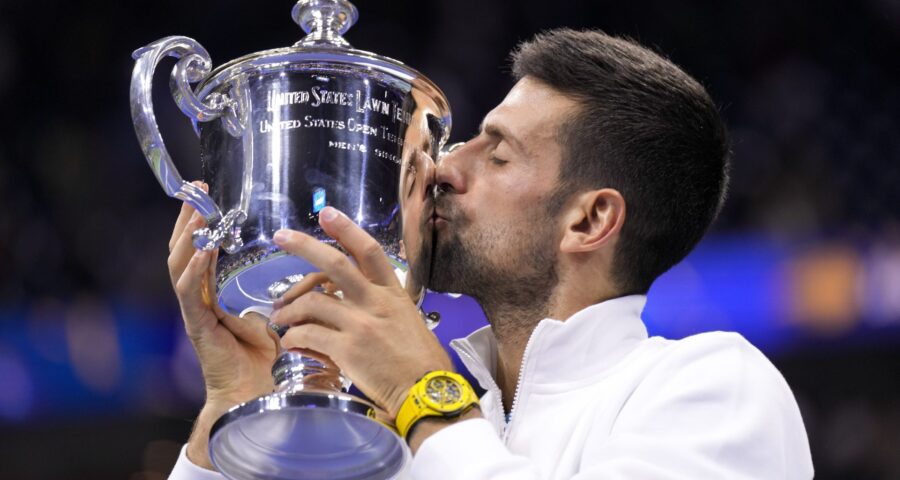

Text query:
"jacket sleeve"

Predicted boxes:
[[411, 333, 813, 479], [168, 445, 227, 480]]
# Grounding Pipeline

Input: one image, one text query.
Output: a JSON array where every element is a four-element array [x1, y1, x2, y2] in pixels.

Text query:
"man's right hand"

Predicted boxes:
[[168, 184, 278, 469]]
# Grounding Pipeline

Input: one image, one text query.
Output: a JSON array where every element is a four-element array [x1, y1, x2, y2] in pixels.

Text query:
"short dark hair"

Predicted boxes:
[[512, 29, 730, 294]]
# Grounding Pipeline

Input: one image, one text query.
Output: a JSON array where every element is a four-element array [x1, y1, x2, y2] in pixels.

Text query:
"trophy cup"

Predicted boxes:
[[130, 1, 450, 478]]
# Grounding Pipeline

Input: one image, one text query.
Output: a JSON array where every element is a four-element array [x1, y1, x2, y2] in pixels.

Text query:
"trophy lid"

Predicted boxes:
[[195, 0, 450, 138], [292, 0, 359, 48]]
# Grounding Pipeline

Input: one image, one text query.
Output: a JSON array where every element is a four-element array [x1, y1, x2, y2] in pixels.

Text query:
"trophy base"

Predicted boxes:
[[209, 390, 408, 480], [216, 244, 316, 315]]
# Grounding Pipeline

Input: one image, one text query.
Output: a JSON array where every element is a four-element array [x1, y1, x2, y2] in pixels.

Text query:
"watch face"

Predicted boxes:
[[425, 377, 462, 406]]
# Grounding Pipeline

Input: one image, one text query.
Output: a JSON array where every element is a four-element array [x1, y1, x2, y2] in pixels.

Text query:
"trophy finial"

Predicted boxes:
[[292, 0, 359, 48]]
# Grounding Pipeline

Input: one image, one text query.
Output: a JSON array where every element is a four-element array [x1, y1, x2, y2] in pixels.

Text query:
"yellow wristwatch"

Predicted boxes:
[[395, 370, 479, 439]]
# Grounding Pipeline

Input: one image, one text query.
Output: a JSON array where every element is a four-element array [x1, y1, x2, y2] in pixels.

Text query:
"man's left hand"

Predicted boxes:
[[270, 206, 454, 420]]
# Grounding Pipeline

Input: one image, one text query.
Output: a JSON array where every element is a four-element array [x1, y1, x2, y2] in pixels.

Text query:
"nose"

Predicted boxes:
[[435, 142, 467, 194]]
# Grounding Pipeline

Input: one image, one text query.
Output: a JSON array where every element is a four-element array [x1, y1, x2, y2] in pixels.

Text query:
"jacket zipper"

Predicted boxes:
[[502, 322, 545, 441]]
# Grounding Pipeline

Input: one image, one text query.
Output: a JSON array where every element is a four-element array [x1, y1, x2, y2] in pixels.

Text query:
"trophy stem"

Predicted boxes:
[[210, 344, 407, 480], [272, 348, 351, 393]]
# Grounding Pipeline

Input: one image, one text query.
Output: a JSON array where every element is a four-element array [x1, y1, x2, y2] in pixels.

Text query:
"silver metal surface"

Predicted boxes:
[[133, 41, 448, 313], [267, 273, 306, 299], [192, 208, 247, 253], [209, 390, 408, 480], [272, 349, 351, 392], [131, 1, 447, 478], [148, 0, 450, 314], [423, 310, 441, 330], [293, 0, 359, 48], [130, 36, 247, 252]]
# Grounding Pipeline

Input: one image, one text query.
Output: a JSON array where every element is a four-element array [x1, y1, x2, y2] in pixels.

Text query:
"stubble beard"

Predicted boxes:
[[428, 195, 560, 327]]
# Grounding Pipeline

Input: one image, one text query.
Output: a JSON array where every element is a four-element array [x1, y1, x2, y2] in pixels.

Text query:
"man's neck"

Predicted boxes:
[[483, 304, 541, 416], [482, 290, 620, 415]]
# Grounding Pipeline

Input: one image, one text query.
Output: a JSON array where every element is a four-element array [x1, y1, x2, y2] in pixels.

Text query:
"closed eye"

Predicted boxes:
[[490, 153, 508, 166]]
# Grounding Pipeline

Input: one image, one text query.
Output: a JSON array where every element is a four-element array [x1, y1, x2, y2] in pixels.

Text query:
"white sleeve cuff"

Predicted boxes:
[[411, 418, 536, 480], [168, 444, 226, 480]]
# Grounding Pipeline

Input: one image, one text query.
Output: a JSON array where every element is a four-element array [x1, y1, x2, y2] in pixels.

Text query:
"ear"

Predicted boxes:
[[559, 189, 626, 254]]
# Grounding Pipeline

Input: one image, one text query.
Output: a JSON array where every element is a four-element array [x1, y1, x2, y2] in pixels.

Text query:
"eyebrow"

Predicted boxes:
[[479, 119, 532, 158]]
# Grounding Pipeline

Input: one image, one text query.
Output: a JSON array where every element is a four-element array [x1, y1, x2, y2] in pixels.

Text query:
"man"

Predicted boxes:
[[168, 29, 813, 478]]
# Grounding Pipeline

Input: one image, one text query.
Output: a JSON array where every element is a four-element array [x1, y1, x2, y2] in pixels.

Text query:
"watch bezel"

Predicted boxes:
[[419, 374, 467, 413]]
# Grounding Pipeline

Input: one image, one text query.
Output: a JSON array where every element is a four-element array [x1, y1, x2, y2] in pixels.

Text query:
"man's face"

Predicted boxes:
[[429, 77, 578, 310]]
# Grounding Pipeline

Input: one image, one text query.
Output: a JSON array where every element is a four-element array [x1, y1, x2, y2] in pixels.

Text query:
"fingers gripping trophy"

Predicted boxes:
[[130, 1, 450, 478]]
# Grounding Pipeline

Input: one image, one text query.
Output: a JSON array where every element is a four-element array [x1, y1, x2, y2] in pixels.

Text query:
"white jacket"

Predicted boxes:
[[411, 295, 813, 479], [170, 295, 813, 479]]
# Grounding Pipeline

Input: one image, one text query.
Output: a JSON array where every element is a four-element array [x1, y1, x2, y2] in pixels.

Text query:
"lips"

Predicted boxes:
[[432, 209, 449, 225], [432, 194, 455, 227]]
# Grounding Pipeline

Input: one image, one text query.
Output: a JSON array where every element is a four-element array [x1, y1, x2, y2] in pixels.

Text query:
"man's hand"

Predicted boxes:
[[168, 184, 278, 469], [270, 206, 454, 420]]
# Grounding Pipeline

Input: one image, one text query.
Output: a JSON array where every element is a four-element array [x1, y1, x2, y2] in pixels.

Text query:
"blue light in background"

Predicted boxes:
[[0, 348, 33, 421], [644, 235, 795, 352]]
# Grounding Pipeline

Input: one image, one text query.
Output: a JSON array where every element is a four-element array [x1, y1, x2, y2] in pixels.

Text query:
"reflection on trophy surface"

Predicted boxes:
[[129, 0, 449, 478], [398, 89, 444, 305]]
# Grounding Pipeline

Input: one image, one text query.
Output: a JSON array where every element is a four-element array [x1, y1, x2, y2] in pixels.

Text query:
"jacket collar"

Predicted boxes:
[[450, 295, 649, 392]]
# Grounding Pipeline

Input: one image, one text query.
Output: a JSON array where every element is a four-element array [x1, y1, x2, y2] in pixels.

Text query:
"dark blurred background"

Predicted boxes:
[[0, 0, 898, 478]]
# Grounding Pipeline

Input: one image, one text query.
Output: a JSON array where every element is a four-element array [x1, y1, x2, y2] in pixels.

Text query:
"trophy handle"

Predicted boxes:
[[130, 36, 245, 253]]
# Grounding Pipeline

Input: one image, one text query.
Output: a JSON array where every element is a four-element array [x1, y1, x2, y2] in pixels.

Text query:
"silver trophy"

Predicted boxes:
[[130, 1, 450, 478]]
